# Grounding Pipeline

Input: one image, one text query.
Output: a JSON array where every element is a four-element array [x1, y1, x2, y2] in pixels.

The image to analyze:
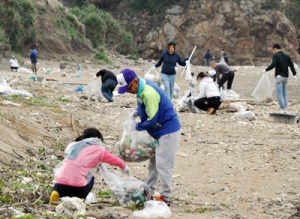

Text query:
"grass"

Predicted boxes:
[[95, 52, 113, 65]]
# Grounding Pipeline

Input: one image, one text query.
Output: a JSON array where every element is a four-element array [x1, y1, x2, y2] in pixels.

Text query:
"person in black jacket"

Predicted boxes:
[[265, 44, 297, 110], [93, 69, 118, 102]]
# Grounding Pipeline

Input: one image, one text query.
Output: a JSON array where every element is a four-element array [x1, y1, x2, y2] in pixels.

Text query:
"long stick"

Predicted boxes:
[[180, 46, 197, 77]]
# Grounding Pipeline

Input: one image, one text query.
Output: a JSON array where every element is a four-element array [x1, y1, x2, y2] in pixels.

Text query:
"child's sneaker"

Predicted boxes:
[[156, 195, 171, 207], [49, 190, 59, 204]]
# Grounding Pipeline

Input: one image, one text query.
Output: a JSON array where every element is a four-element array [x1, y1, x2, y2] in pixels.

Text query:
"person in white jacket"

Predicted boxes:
[[193, 72, 222, 114], [9, 56, 19, 72]]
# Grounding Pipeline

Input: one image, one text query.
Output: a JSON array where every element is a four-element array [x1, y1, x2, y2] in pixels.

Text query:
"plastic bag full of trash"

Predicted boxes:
[[56, 197, 86, 217], [118, 109, 157, 162], [0, 77, 32, 97], [99, 164, 151, 207], [251, 72, 273, 101], [133, 200, 172, 218]]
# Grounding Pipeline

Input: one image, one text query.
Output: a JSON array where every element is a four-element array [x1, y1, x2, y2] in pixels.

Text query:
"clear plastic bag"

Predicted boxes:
[[220, 89, 240, 99], [133, 200, 172, 218], [173, 83, 180, 99], [117, 110, 157, 162], [85, 78, 101, 98], [99, 164, 151, 207], [251, 73, 273, 101]]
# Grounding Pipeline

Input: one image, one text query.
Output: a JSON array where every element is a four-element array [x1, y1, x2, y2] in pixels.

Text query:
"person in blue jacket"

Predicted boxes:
[[116, 68, 181, 206], [154, 41, 188, 100], [204, 49, 212, 66], [30, 45, 38, 74]]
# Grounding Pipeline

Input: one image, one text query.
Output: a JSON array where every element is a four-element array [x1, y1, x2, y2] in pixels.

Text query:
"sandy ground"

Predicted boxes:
[[0, 56, 299, 219]]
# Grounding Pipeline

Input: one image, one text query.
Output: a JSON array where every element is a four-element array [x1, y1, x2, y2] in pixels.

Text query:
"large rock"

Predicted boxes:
[[112, 0, 299, 65]]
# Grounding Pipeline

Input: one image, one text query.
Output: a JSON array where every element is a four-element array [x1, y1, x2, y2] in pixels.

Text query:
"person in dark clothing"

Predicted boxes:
[[265, 44, 297, 109], [210, 61, 235, 90], [30, 45, 38, 74], [93, 69, 118, 102], [204, 49, 212, 66], [154, 41, 188, 100]]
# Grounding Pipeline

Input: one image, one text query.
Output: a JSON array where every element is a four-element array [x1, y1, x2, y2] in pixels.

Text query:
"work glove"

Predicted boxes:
[[185, 60, 190, 65], [151, 65, 156, 71], [121, 165, 130, 176], [293, 75, 297, 81], [92, 75, 97, 79], [130, 110, 139, 118]]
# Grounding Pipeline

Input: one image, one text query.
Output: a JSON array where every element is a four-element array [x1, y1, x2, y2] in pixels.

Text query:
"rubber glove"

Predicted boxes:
[[121, 165, 130, 176], [92, 75, 97, 79], [185, 60, 190, 65]]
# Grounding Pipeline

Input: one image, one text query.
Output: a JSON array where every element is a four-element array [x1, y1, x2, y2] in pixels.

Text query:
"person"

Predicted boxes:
[[265, 44, 297, 110], [192, 72, 222, 114], [222, 49, 229, 64], [9, 56, 19, 72], [153, 41, 188, 100], [49, 128, 130, 203], [204, 49, 212, 66], [210, 61, 235, 91], [116, 68, 181, 206], [93, 69, 118, 102], [30, 45, 38, 74]]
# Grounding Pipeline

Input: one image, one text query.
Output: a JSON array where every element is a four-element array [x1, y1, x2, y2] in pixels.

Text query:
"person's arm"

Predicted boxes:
[[177, 54, 187, 66], [155, 53, 164, 68], [100, 149, 126, 169], [288, 57, 297, 75], [266, 54, 277, 71], [215, 65, 221, 84], [193, 82, 205, 100], [136, 89, 161, 131]]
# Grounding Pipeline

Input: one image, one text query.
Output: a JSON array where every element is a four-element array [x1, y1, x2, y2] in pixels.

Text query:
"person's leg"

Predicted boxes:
[[146, 155, 159, 196], [276, 76, 285, 109], [282, 77, 288, 109], [226, 72, 235, 90], [83, 176, 95, 199], [169, 74, 176, 100], [194, 97, 209, 111], [161, 73, 171, 99], [101, 80, 114, 102], [207, 97, 222, 110], [218, 73, 229, 90], [156, 130, 180, 200]]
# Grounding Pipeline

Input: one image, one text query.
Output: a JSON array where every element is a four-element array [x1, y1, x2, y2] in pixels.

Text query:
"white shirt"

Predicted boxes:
[[194, 77, 220, 99], [9, 58, 19, 67]]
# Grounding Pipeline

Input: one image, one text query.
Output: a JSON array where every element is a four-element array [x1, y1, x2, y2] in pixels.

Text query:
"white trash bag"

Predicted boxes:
[[99, 164, 151, 207], [85, 78, 101, 98], [133, 200, 172, 218], [0, 77, 32, 97], [233, 109, 256, 121], [173, 83, 180, 99], [251, 73, 273, 101], [220, 89, 240, 99]]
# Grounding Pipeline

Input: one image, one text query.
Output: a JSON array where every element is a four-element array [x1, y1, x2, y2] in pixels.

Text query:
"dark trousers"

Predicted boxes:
[[218, 71, 235, 89], [194, 97, 222, 111], [52, 176, 94, 199], [11, 67, 18, 72]]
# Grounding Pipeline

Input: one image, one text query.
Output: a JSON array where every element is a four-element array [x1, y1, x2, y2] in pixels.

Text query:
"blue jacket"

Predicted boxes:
[[136, 78, 181, 139], [155, 51, 186, 75], [30, 49, 38, 63]]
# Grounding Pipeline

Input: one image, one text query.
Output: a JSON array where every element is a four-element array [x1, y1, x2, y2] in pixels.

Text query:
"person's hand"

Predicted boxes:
[[293, 75, 297, 81], [92, 75, 97, 79], [185, 60, 190, 65], [130, 110, 139, 118], [151, 65, 156, 71], [261, 69, 267, 74], [121, 165, 130, 176]]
